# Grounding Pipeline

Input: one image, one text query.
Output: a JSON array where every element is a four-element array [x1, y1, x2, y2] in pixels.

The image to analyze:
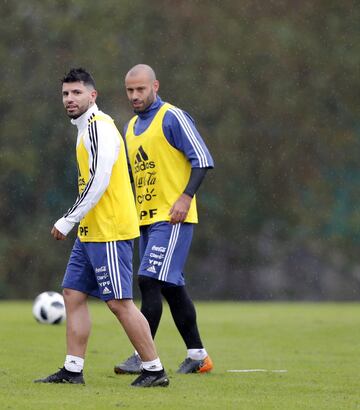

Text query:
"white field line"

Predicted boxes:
[[227, 369, 288, 373]]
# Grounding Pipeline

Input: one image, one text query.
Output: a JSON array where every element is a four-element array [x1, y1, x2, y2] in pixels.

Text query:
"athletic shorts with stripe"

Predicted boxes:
[[62, 238, 134, 301], [138, 222, 193, 286]]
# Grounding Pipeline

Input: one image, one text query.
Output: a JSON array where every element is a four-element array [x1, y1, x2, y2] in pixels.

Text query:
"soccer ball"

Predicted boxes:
[[32, 291, 66, 324]]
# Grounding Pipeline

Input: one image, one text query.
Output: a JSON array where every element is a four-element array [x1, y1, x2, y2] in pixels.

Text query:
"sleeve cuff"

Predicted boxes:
[[54, 218, 76, 236]]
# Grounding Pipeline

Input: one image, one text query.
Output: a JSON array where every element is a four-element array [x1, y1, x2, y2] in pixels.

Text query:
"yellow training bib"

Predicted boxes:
[[125, 103, 198, 226], [76, 115, 139, 241]]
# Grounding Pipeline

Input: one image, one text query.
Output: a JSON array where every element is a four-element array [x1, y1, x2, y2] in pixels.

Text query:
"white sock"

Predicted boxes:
[[187, 348, 207, 360], [64, 355, 84, 373], [142, 357, 163, 372]]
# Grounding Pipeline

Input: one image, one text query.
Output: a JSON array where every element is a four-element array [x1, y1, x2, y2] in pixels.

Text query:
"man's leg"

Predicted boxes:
[[113, 276, 163, 374], [138, 275, 163, 339], [114, 227, 164, 375], [34, 288, 89, 384], [34, 239, 94, 384], [107, 299, 169, 387], [63, 288, 91, 359], [161, 285, 203, 349], [137, 227, 164, 340], [161, 284, 213, 374], [107, 299, 157, 361]]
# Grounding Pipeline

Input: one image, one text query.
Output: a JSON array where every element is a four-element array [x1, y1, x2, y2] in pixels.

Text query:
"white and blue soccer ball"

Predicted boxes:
[[32, 291, 66, 324]]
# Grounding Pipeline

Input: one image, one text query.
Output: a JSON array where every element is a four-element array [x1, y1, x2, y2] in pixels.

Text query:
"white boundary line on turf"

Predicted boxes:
[[227, 369, 288, 373]]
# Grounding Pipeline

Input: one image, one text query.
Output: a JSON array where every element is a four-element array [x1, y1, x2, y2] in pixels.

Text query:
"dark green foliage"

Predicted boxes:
[[1, 1, 360, 299]]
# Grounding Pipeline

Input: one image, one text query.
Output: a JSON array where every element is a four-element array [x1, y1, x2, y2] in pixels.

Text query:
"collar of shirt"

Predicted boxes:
[[71, 103, 99, 131]]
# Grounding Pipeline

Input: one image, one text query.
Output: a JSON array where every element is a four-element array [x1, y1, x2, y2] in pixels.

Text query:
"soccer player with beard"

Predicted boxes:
[[34, 68, 168, 387], [114, 64, 214, 375]]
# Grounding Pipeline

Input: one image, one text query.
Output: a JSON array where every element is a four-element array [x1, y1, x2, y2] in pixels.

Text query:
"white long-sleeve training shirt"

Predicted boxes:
[[54, 104, 120, 236]]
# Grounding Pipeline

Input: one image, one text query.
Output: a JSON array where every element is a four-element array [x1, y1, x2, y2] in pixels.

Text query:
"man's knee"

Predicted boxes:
[[63, 288, 87, 307], [63, 288, 73, 299], [138, 275, 161, 292], [107, 299, 133, 317]]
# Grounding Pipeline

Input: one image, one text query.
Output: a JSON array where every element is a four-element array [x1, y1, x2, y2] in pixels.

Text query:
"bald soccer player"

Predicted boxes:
[[114, 64, 214, 375]]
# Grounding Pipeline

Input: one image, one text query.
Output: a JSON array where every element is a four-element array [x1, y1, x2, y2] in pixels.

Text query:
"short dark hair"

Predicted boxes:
[[62, 68, 96, 88]]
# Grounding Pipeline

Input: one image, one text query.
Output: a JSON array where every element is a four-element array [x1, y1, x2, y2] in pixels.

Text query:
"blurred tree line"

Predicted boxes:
[[1, 0, 360, 300]]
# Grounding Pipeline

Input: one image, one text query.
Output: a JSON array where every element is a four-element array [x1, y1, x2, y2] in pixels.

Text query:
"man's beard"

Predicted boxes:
[[66, 101, 93, 118], [134, 93, 155, 113], [67, 112, 82, 119]]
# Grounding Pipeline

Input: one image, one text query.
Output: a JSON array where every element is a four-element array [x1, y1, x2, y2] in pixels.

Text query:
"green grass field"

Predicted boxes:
[[1, 301, 360, 409]]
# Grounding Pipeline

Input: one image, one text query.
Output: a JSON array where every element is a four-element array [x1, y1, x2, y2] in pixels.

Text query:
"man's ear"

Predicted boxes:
[[153, 80, 160, 93], [91, 89, 98, 101]]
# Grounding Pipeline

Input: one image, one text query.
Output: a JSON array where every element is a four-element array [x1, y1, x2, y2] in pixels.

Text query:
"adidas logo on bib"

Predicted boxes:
[[147, 265, 157, 273], [134, 145, 155, 173]]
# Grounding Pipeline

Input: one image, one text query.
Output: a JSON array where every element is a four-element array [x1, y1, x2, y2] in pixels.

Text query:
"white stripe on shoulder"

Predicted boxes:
[[168, 108, 208, 167]]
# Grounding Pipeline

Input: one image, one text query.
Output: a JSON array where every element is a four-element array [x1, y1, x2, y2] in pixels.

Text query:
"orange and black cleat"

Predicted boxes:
[[177, 355, 214, 374]]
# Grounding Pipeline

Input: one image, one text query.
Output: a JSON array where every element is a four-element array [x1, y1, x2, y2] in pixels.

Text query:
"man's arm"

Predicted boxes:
[[163, 109, 214, 224], [168, 168, 209, 224], [52, 120, 119, 238], [163, 109, 214, 169], [183, 167, 208, 198]]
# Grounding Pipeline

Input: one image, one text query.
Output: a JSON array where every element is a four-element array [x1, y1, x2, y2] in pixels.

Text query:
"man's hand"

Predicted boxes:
[[51, 226, 67, 241], [169, 193, 192, 225]]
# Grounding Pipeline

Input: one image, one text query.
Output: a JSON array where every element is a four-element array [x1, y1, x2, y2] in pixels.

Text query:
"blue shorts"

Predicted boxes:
[[62, 238, 134, 301], [138, 222, 193, 286]]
